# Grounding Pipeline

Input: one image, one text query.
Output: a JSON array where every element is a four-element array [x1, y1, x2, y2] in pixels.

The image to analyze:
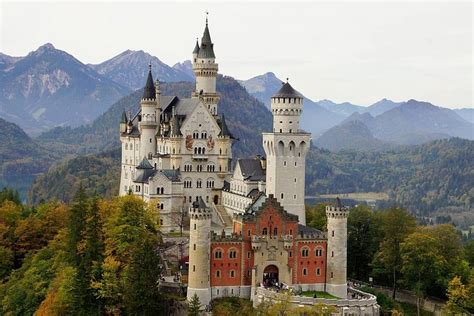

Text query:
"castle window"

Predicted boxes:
[[262, 228, 268, 235], [280, 129, 282, 133], [273, 227, 278, 236], [316, 268, 321, 276], [289, 251, 292, 257], [215, 249, 223, 259], [294, 195, 297, 199], [331, 251, 334, 257], [194, 223, 196, 230], [295, 162, 297, 166], [193, 244, 196, 251], [160, 219, 163, 226], [193, 265, 195, 272], [301, 248, 309, 257], [216, 270, 221, 278], [160, 204, 164, 210], [331, 272, 334, 278], [281, 193, 284, 199], [332, 230, 335, 237], [247, 230, 251, 237], [229, 249, 237, 259], [247, 252, 251, 259], [316, 248, 323, 257], [303, 268, 307, 276], [284, 161, 287, 166], [230, 270, 235, 278]]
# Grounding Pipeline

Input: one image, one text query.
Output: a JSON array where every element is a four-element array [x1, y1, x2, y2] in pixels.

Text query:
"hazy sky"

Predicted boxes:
[[1, 1, 472, 108]]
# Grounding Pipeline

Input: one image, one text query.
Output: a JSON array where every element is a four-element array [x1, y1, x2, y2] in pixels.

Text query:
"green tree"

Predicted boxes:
[[401, 230, 445, 316], [373, 207, 416, 298], [188, 293, 202, 316], [306, 203, 327, 231], [347, 205, 382, 280], [464, 240, 474, 267]]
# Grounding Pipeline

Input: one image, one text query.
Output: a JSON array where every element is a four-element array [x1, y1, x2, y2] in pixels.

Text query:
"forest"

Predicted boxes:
[[1, 187, 474, 315]]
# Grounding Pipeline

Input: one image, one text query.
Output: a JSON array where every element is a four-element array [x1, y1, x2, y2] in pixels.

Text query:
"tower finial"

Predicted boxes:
[[206, 11, 209, 25], [148, 62, 152, 71], [286, 77, 289, 83]]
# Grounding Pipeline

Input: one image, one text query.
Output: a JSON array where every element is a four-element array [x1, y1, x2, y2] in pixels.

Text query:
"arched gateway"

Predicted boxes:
[[263, 265, 279, 288]]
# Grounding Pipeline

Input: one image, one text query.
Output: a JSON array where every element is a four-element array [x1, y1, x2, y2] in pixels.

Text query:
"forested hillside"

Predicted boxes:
[[29, 138, 473, 217], [307, 138, 473, 215]]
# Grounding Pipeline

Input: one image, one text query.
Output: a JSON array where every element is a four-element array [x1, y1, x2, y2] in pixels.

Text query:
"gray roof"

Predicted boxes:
[[192, 196, 207, 209], [137, 158, 153, 169], [120, 111, 127, 123], [272, 82, 303, 98], [197, 22, 215, 59], [217, 115, 234, 138], [298, 224, 323, 238], [162, 169, 181, 182], [238, 157, 266, 181], [134, 169, 156, 183], [193, 39, 200, 54], [143, 68, 156, 100]]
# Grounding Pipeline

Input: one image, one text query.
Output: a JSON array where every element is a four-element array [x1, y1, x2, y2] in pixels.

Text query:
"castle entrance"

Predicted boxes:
[[263, 265, 279, 288], [213, 195, 219, 204]]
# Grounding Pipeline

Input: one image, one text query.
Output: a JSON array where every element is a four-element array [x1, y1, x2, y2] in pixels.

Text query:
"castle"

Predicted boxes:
[[119, 18, 379, 314]]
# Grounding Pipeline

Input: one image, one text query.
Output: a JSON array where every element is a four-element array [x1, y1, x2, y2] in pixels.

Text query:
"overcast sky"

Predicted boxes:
[[1, 1, 472, 108]]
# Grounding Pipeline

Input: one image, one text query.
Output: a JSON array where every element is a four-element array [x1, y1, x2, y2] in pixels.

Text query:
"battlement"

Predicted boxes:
[[189, 206, 212, 220]]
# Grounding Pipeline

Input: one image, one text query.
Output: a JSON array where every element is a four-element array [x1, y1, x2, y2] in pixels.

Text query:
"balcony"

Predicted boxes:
[[192, 154, 208, 160]]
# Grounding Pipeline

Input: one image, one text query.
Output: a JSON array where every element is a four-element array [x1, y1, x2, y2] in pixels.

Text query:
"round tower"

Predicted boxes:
[[187, 198, 212, 308], [262, 81, 311, 224], [325, 198, 349, 298], [139, 65, 158, 160], [192, 16, 220, 115]]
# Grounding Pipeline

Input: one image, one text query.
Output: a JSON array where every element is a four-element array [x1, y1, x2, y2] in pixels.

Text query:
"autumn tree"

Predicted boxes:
[[443, 275, 469, 314]]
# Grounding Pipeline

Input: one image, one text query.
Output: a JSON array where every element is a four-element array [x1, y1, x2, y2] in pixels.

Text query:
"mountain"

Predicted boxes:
[[172, 60, 194, 78], [0, 117, 59, 198], [321, 99, 474, 148], [314, 120, 389, 151], [373, 100, 473, 144], [239, 72, 346, 136], [0, 53, 22, 71], [0, 43, 130, 135], [454, 108, 474, 124], [365, 98, 402, 116], [317, 99, 365, 117], [90, 50, 193, 90], [37, 75, 272, 159]]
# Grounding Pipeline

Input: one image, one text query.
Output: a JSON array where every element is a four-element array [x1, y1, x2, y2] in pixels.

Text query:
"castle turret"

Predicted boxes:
[[187, 198, 212, 308], [325, 198, 349, 298], [139, 65, 158, 160], [262, 81, 311, 224], [120, 111, 127, 133], [192, 16, 220, 115]]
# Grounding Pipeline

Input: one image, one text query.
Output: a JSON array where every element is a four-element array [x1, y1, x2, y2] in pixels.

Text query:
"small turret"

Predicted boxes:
[[192, 38, 200, 61], [120, 111, 127, 133], [139, 65, 158, 160], [325, 198, 349, 298], [142, 64, 156, 101], [187, 197, 212, 308]]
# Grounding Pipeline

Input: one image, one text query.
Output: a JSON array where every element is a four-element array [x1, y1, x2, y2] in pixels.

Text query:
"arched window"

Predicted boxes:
[[262, 228, 268, 235], [301, 247, 309, 257], [216, 270, 221, 278], [303, 268, 307, 276], [316, 248, 323, 257], [273, 227, 278, 236], [229, 270, 235, 278], [229, 248, 237, 259], [214, 249, 223, 259]]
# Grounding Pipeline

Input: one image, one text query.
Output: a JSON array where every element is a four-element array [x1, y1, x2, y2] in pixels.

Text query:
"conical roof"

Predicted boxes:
[[193, 39, 200, 54], [219, 115, 234, 138], [120, 111, 127, 123], [143, 67, 156, 100], [272, 82, 303, 98], [197, 21, 215, 59]]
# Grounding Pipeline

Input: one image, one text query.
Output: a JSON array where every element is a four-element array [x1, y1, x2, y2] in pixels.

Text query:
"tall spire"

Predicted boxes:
[[198, 12, 215, 58], [143, 64, 156, 100], [193, 38, 200, 54]]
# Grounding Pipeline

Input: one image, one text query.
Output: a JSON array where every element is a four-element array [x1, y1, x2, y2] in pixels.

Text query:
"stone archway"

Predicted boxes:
[[263, 265, 279, 288], [213, 195, 219, 205]]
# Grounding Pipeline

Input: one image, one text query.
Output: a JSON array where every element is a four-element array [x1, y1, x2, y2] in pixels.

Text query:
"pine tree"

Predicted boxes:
[[188, 293, 201, 316]]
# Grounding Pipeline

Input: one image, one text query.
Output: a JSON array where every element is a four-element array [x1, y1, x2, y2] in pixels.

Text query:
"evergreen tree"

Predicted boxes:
[[188, 293, 201, 316]]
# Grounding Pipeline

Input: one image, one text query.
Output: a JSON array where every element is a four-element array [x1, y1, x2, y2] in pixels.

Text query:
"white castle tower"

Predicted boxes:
[[139, 65, 158, 160], [187, 198, 212, 308], [262, 81, 311, 224], [192, 16, 220, 115], [325, 198, 349, 298]]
